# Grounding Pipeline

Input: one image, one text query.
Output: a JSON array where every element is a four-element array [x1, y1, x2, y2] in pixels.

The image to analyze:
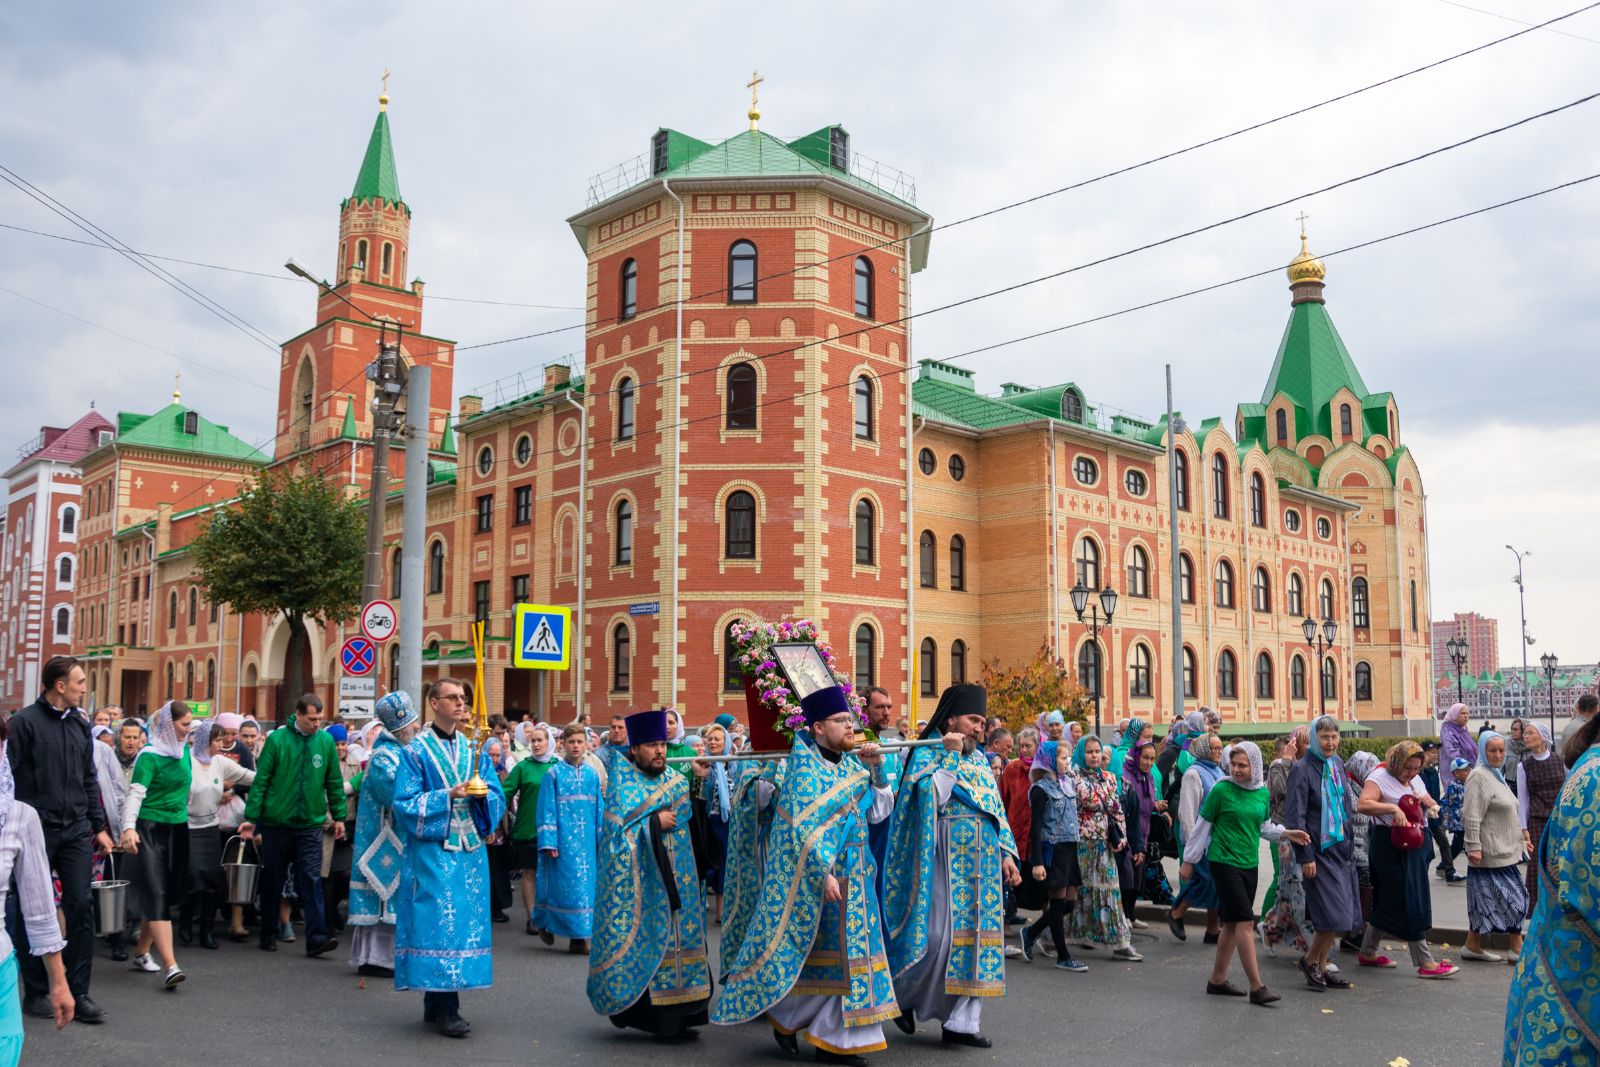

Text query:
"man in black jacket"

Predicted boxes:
[[7, 656, 113, 1024]]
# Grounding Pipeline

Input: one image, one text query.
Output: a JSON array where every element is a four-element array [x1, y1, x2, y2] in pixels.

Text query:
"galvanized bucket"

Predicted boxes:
[[90, 852, 128, 937], [223, 836, 261, 906]]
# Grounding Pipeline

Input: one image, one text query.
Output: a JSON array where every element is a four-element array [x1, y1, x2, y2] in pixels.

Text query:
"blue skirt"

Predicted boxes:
[[1466, 864, 1527, 934], [1176, 857, 1218, 911]]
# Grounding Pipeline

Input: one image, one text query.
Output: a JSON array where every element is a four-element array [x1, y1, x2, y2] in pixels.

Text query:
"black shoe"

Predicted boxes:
[[892, 1010, 915, 1036], [306, 936, 338, 958], [491, 911, 509, 924], [199, 928, 219, 951], [525, 918, 539, 936], [1298, 956, 1327, 991], [1249, 985, 1282, 1006], [816, 1051, 869, 1066], [773, 1028, 800, 1057], [1203, 932, 1220, 944], [109, 945, 129, 962], [258, 940, 277, 952], [1206, 979, 1247, 997], [358, 964, 394, 978], [1322, 969, 1352, 990], [941, 1029, 992, 1048], [434, 1011, 470, 1038], [74, 995, 106, 1024], [177, 924, 193, 947], [228, 929, 250, 943], [22, 994, 53, 1019], [1166, 910, 1187, 942]]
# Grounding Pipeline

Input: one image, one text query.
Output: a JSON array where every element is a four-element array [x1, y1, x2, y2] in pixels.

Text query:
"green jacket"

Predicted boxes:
[[243, 724, 348, 829]]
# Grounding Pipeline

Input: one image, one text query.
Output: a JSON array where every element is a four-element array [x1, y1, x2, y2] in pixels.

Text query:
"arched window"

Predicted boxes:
[[206, 657, 216, 699], [1319, 578, 1335, 620], [616, 377, 635, 441], [60, 506, 76, 535], [57, 556, 72, 586], [1410, 579, 1419, 632], [429, 540, 445, 594], [1249, 472, 1266, 527], [1275, 409, 1288, 444], [1214, 559, 1235, 608], [1174, 449, 1190, 511], [949, 535, 966, 591], [1321, 657, 1338, 701], [1355, 661, 1373, 701], [389, 647, 400, 695], [854, 256, 874, 318], [185, 660, 195, 700], [919, 638, 937, 697], [614, 499, 633, 565], [951, 639, 968, 686], [1352, 577, 1370, 629], [1340, 403, 1353, 437], [1127, 545, 1150, 598], [54, 606, 69, 639], [723, 621, 744, 691], [853, 376, 874, 440], [854, 499, 875, 565], [1129, 644, 1152, 697], [1075, 538, 1100, 590], [728, 239, 757, 303], [725, 363, 757, 430], [392, 547, 403, 597], [1287, 573, 1304, 617], [1061, 390, 1084, 423], [165, 661, 174, 700], [1255, 652, 1274, 698], [356, 238, 369, 269], [168, 590, 178, 629], [854, 624, 876, 691], [1291, 655, 1308, 699], [1252, 567, 1271, 612], [1211, 453, 1229, 519], [1178, 552, 1195, 604], [612, 624, 631, 692], [1078, 642, 1101, 699], [919, 531, 936, 588], [188, 586, 198, 623], [1182, 646, 1197, 699], [619, 258, 638, 320], [725, 491, 755, 559], [1217, 650, 1238, 699]]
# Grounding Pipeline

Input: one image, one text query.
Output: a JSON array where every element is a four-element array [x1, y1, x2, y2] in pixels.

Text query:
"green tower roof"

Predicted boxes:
[[437, 412, 455, 456], [1258, 300, 1370, 440], [339, 395, 359, 440], [345, 110, 406, 213]]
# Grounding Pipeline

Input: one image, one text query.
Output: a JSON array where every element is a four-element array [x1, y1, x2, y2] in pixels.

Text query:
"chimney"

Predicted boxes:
[[411, 278, 426, 297], [543, 364, 571, 392], [459, 395, 482, 419], [155, 503, 173, 557]]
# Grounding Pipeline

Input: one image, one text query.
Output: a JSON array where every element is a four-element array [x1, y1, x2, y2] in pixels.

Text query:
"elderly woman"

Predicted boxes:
[[120, 701, 194, 989], [1459, 731, 1525, 964], [1262, 727, 1312, 956], [1001, 727, 1045, 919], [1503, 719, 1526, 795], [1515, 720, 1564, 917], [1282, 716, 1362, 990], [1438, 703, 1477, 771], [1338, 751, 1381, 954], [1168, 733, 1225, 943], [694, 720, 735, 922], [180, 719, 255, 950], [1355, 741, 1457, 978]]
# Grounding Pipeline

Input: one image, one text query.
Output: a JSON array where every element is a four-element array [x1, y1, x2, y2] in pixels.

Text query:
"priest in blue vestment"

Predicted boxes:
[[391, 678, 507, 1039], [535, 722, 601, 953], [713, 684, 897, 1066], [884, 684, 1020, 1050], [717, 755, 783, 976], [348, 691, 421, 977], [587, 709, 711, 1040]]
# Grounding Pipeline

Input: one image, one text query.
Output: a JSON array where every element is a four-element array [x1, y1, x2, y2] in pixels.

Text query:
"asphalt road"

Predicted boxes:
[[24, 918, 1512, 1067]]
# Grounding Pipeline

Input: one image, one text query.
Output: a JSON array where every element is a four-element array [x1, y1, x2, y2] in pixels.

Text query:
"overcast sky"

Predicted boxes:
[[2, 2, 1595, 670]]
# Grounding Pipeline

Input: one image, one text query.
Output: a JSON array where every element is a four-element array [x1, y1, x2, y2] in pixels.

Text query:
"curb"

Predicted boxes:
[[1128, 903, 1510, 951]]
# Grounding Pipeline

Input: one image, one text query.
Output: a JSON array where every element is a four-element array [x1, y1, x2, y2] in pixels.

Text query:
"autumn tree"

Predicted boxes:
[[978, 640, 1092, 732], [190, 468, 364, 717]]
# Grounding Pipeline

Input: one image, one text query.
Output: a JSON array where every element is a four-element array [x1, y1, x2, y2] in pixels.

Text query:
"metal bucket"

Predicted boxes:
[[90, 853, 128, 937], [223, 836, 261, 906]]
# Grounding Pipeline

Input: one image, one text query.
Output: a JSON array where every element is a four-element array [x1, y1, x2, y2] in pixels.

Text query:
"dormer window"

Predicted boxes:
[[183, 411, 199, 436], [1061, 390, 1084, 423], [829, 127, 850, 171], [651, 130, 670, 176]]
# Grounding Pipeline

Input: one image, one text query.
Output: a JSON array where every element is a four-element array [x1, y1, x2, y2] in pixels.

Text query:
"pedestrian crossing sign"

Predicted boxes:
[[512, 604, 571, 670]]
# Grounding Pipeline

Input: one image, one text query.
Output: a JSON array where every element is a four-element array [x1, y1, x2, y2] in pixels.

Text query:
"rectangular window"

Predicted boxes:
[[513, 485, 532, 526], [511, 574, 529, 605], [474, 580, 491, 623], [476, 494, 494, 533]]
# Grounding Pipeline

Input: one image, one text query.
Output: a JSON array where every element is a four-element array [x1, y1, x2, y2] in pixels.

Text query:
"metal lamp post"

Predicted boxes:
[[1446, 635, 1469, 708], [1508, 545, 1534, 724], [1303, 615, 1339, 718], [1540, 651, 1558, 737], [1071, 582, 1118, 738]]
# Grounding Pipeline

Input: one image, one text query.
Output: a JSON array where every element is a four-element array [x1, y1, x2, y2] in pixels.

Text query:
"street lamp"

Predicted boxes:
[[1508, 545, 1534, 723], [1445, 635, 1469, 708], [1071, 582, 1117, 738], [1303, 615, 1339, 718], [1540, 651, 1558, 737]]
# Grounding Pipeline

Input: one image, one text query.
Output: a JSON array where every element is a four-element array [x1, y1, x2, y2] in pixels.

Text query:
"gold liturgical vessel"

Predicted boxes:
[[463, 621, 491, 798]]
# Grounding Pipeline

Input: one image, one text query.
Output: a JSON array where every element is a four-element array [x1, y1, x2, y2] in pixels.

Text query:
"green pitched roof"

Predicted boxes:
[[437, 412, 455, 456], [1259, 301, 1370, 439], [114, 403, 269, 463], [345, 110, 406, 213], [912, 362, 1160, 445], [339, 395, 359, 440], [652, 128, 915, 211], [913, 377, 1041, 431]]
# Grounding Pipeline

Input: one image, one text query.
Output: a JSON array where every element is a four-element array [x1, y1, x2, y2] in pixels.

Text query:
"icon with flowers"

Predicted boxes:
[[727, 617, 865, 743]]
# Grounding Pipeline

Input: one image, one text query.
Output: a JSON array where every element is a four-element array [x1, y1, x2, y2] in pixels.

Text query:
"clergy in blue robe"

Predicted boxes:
[[1504, 731, 1600, 1066], [717, 755, 784, 976], [348, 692, 421, 975], [587, 709, 711, 1040], [714, 686, 898, 1066], [391, 678, 508, 1039], [861, 685, 903, 907], [534, 723, 601, 950], [884, 684, 1020, 1050]]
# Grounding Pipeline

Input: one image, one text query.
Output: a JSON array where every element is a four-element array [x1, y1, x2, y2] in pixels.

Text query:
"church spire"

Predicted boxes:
[[349, 79, 404, 211]]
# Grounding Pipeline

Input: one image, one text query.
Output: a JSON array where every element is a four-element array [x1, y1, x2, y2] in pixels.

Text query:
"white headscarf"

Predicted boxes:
[[189, 719, 217, 766], [145, 702, 187, 759], [1230, 740, 1266, 790], [526, 723, 558, 764], [1524, 720, 1553, 749]]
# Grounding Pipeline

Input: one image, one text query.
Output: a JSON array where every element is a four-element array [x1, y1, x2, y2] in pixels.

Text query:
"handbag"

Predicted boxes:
[[1390, 792, 1426, 851]]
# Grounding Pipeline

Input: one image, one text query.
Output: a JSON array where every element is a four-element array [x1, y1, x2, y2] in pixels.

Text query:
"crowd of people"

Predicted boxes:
[[1, 654, 1597, 1064]]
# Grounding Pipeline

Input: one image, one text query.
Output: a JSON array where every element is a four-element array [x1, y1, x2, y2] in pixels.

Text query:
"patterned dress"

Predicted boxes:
[[1066, 770, 1131, 948]]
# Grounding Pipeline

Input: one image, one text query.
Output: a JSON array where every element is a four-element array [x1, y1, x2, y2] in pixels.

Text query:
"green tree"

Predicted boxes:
[[190, 468, 364, 717], [978, 639, 1092, 733]]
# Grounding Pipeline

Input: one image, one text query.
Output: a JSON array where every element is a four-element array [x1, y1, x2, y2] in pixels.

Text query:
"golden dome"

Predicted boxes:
[[1287, 230, 1325, 285]]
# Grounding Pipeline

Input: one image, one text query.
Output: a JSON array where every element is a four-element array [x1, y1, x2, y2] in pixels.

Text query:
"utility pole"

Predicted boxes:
[[1166, 365, 1185, 718], [361, 323, 407, 608], [399, 365, 429, 700]]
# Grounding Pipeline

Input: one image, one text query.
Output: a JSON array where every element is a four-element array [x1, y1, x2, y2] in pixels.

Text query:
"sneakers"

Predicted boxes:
[[1358, 953, 1397, 968], [130, 953, 160, 973], [1018, 927, 1036, 963], [1418, 961, 1459, 979], [1130, 918, 1149, 930], [1257, 922, 1277, 957], [279, 922, 297, 943], [1112, 946, 1144, 962], [162, 965, 186, 989], [1055, 956, 1089, 973], [1462, 947, 1504, 963], [1002, 944, 1023, 958]]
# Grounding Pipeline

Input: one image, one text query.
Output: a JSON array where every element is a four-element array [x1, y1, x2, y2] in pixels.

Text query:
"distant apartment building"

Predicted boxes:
[[1431, 611, 1498, 677]]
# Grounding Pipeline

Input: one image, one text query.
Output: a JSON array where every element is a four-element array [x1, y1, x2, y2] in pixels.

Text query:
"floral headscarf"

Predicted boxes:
[[1229, 740, 1266, 790], [1189, 732, 1224, 790], [1344, 750, 1379, 785], [1032, 739, 1061, 775], [189, 719, 217, 766], [145, 702, 187, 759], [1306, 715, 1347, 849]]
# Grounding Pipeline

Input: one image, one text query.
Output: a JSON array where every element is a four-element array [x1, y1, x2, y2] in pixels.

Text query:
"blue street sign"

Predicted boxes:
[[513, 604, 571, 670], [628, 601, 660, 616]]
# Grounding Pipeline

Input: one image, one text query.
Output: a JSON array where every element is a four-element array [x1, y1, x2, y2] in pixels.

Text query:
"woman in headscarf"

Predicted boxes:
[[1119, 741, 1165, 930], [1262, 727, 1312, 957], [1167, 733, 1225, 943], [1109, 717, 1150, 787], [1438, 703, 1477, 771], [179, 718, 255, 951], [1064, 736, 1143, 961], [501, 722, 557, 936], [1354, 740, 1458, 978], [1459, 730, 1525, 964], [0, 729, 80, 1053], [1000, 727, 1044, 919], [1515, 719, 1564, 917], [1338, 751, 1381, 955], [1016, 739, 1087, 973], [1042, 710, 1067, 742], [1503, 718, 1526, 796], [1181, 741, 1309, 1005], [1281, 716, 1362, 991], [693, 719, 735, 924], [119, 700, 194, 989]]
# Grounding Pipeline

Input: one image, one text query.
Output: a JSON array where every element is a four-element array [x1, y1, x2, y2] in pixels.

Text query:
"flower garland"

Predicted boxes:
[[728, 617, 865, 739]]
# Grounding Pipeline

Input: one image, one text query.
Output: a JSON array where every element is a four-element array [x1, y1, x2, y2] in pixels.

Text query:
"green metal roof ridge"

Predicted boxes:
[[114, 403, 269, 463], [1258, 301, 1371, 439], [345, 110, 406, 212]]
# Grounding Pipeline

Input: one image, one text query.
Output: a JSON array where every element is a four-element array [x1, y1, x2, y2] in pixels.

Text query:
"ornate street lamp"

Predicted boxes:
[[1446, 636, 1469, 708], [1540, 651, 1558, 737], [1303, 615, 1339, 718], [1072, 582, 1117, 738]]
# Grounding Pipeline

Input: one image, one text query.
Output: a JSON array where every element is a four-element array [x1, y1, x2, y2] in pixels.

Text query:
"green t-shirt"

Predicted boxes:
[[131, 749, 193, 825], [1198, 779, 1271, 869], [503, 758, 554, 842]]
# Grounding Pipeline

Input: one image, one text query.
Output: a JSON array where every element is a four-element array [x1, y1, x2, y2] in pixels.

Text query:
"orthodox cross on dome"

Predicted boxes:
[[747, 69, 763, 131], [172, 369, 182, 403], [1296, 210, 1311, 240], [380, 68, 391, 111]]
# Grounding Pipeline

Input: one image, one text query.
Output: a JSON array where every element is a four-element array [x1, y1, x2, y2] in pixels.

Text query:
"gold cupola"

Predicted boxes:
[[1287, 214, 1326, 305]]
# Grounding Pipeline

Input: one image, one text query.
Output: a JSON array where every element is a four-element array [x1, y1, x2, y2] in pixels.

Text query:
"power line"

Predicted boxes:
[[1432, 0, 1600, 44]]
